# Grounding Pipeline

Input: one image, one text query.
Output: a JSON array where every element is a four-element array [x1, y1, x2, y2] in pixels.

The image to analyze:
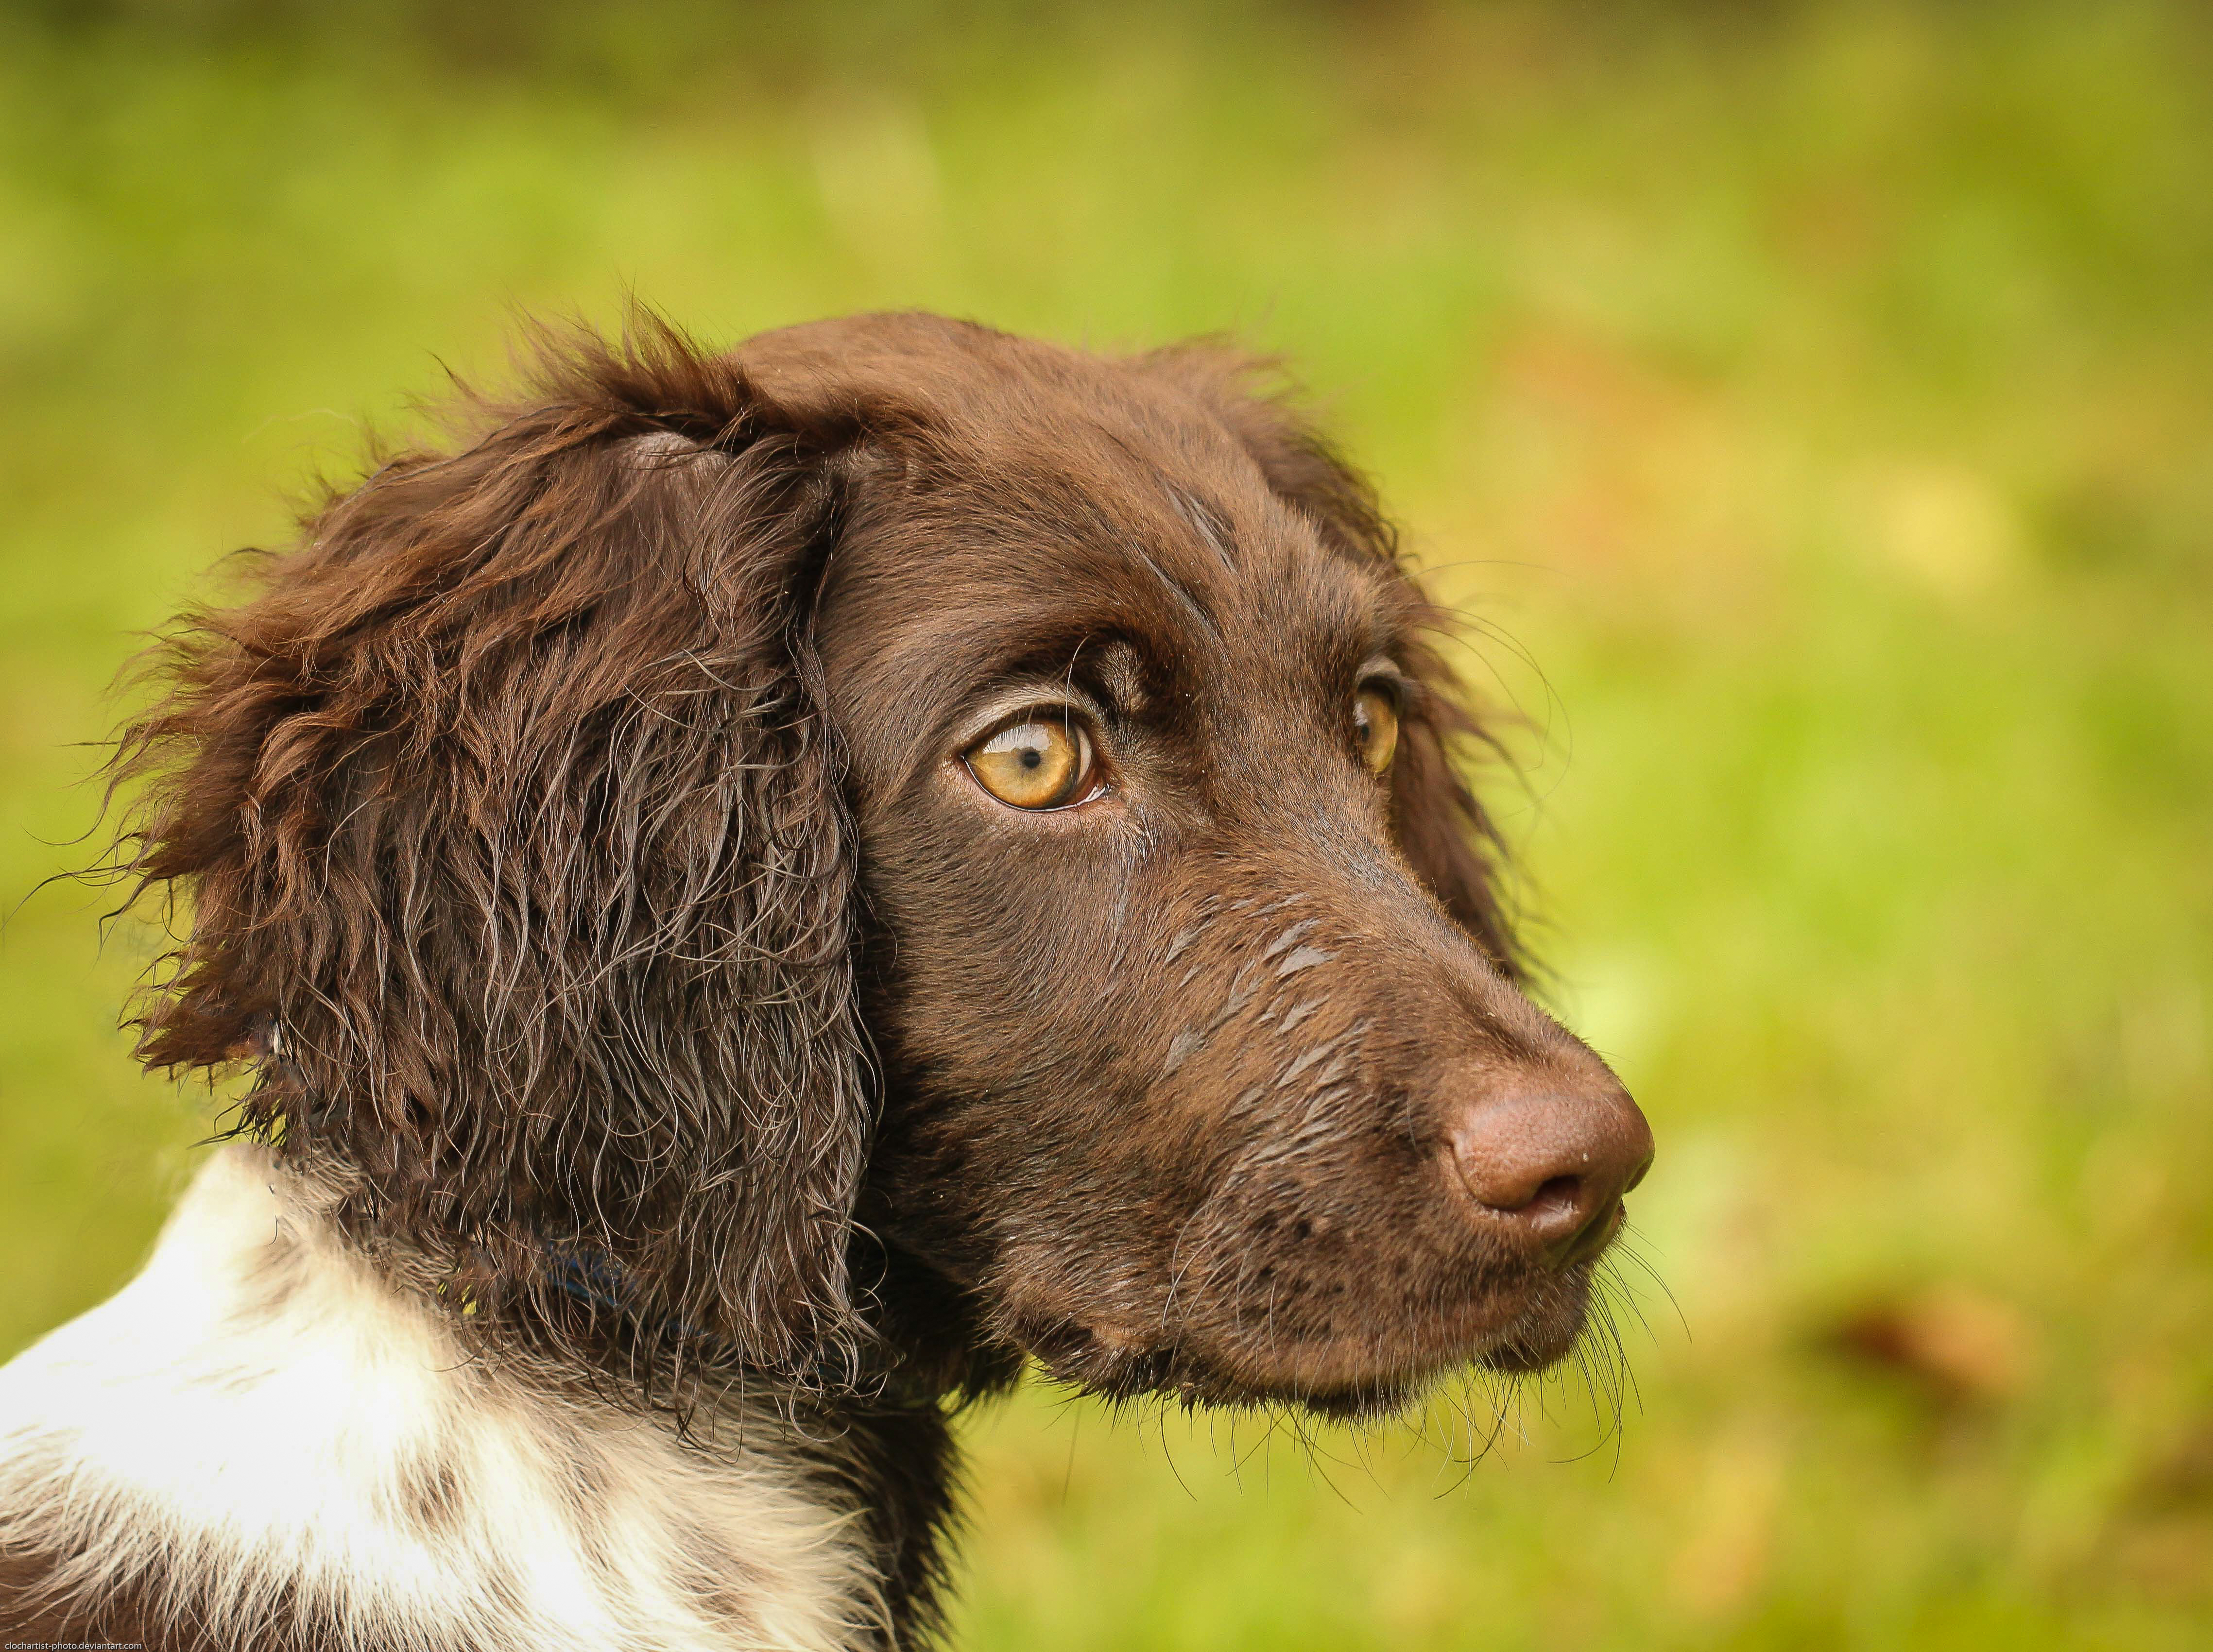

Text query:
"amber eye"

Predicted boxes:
[[964, 712, 1098, 810], [1354, 684, 1400, 774]]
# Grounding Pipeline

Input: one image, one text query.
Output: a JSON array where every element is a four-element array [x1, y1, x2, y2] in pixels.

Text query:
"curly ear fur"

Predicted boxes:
[[111, 317, 872, 1396], [1137, 343, 1525, 976]]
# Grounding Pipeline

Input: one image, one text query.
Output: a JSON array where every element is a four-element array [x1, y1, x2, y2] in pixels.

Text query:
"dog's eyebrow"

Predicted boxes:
[[1167, 485, 1237, 574], [1128, 539, 1225, 648]]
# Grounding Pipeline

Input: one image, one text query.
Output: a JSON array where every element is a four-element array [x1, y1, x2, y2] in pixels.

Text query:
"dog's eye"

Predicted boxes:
[[964, 713, 1098, 810], [1354, 685, 1399, 775]]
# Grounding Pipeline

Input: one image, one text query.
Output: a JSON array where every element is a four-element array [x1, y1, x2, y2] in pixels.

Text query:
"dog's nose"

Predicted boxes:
[[1448, 1085, 1654, 1266]]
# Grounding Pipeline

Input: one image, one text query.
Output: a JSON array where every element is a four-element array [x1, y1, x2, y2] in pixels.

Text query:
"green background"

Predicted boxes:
[[2, 3, 2208, 1646]]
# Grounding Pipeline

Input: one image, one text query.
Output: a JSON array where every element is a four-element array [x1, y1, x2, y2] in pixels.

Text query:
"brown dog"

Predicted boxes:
[[0, 312, 1651, 1650]]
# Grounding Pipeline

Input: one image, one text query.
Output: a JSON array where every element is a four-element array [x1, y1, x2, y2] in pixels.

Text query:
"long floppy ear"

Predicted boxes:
[[113, 317, 872, 1394], [1138, 342, 1526, 978]]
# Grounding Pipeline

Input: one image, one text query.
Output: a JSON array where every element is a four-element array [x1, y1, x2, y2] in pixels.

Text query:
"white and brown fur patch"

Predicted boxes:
[[0, 1148, 883, 1651]]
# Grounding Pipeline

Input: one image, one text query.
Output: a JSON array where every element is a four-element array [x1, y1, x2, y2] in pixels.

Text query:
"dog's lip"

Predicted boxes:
[[1022, 1257, 1598, 1413], [1242, 1310, 1590, 1406]]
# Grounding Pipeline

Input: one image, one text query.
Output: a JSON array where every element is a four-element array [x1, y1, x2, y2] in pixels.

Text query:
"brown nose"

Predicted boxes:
[[1449, 1086, 1654, 1266]]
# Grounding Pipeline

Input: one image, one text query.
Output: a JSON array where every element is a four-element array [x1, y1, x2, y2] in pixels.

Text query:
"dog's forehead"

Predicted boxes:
[[738, 315, 1372, 596], [789, 335, 1380, 618], [827, 414, 1387, 705], [926, 416, 1375, 621]]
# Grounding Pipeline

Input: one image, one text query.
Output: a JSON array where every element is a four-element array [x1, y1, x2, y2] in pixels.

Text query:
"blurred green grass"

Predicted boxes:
[[2, 3, 2208, 1646]]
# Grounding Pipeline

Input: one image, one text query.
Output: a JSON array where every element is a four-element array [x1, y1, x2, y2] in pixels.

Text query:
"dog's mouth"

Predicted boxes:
[[1012, 1256, 1601, 1419]]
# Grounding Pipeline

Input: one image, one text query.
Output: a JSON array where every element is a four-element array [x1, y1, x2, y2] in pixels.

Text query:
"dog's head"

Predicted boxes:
[[120, 311, 1649, 1413]]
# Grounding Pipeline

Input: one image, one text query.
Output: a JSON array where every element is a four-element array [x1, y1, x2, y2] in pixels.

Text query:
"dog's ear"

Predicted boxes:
[[1140, 342, 1524, 977], [115, 317, 874, 1391]]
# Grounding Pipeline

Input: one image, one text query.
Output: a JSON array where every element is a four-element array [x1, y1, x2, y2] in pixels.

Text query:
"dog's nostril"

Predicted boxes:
[[1525, 1175, 1583, 1222], [1447, 1083, 1653, 1265]]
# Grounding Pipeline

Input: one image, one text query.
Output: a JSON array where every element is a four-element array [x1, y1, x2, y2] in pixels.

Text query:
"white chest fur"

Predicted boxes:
[[0, 1147, 880, 1651]]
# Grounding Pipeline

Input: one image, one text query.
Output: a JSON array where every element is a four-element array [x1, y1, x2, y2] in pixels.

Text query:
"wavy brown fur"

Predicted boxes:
[[111, 318, 875, 1398]]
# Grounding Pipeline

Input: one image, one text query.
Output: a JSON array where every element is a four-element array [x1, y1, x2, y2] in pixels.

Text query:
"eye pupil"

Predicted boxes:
[[1021, 749, 1041, 769]]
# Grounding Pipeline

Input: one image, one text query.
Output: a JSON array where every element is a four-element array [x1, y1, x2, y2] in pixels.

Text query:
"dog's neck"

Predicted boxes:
[[0, 1146, 909, 1651]]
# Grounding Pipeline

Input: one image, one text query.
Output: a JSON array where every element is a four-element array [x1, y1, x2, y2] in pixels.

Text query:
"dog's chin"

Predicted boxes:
[[1466, 1286, 1595, 1376], [1025, 1265, 1597, 1419]]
